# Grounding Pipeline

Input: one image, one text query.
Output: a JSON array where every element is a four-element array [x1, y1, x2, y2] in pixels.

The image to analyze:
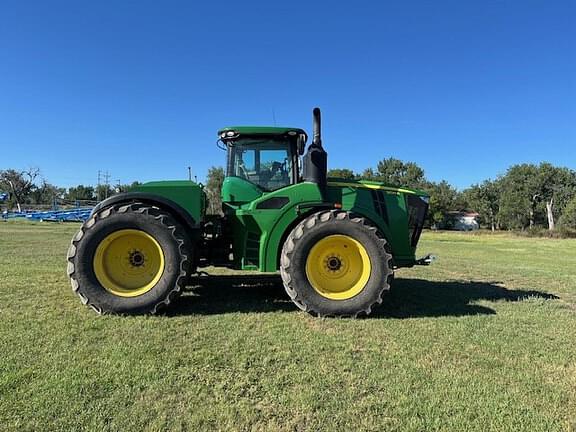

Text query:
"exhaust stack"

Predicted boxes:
[[303, 107, 328, 198], [312, 107, 322, 147]]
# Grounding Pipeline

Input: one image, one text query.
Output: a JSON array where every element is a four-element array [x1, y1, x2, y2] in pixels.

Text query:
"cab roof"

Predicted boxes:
[[217, 126, 307, 138]]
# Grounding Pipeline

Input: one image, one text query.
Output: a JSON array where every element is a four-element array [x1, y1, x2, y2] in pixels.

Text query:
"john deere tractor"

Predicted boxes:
[[67, 108, 430, 317]]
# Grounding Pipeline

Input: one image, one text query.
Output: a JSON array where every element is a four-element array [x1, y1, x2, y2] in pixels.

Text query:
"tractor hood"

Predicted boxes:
[[326, 178, 429, 198]]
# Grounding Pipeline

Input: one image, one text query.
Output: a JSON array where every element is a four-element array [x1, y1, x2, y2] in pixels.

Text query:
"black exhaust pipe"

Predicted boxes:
[[312, 107, 322, 147], [303, 107, 328, 199]]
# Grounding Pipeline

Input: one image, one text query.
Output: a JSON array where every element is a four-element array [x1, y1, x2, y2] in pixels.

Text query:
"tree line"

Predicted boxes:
[[0, 168, 140, 211], [4, 160, 576, 233]]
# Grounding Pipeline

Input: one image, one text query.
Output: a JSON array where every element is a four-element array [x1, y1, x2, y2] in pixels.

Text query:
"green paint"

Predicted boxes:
[[133, 180, 204, 223], [328, 178, 429, 196], [129, 175, 427, 273], [221, 177, 263, 205], [222, 179, 425, 272]]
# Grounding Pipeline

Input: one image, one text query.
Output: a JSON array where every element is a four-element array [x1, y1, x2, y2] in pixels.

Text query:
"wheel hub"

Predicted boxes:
[[128, 250, 145, 267], [326, 256, 342, 272]]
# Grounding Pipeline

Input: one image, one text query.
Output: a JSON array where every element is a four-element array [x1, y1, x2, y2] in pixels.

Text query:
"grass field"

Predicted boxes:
[[0, 221, 575, 431]]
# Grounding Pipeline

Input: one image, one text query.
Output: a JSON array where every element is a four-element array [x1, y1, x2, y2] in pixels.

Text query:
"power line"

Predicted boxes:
[[96, 170, 112, 201]]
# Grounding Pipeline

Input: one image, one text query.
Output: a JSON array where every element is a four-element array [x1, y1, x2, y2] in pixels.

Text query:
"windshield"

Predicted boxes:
[[227, 138, 294, 191]]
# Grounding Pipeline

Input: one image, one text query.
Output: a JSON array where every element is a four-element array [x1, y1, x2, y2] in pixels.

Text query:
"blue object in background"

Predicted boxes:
[[4, 207, 93, 222]]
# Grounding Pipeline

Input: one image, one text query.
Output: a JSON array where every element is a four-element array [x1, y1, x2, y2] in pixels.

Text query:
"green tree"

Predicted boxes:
[[374, 157, 426, 188], [424, 180, 461, 226], [536, 164, 576, 230], [30, 181, 65, 205], [359, 168, 376, 180], [95, 184, 115, 201], [0, 168, 40, 211], [498, 164, 542, 230], [327, 168, 355, 179], [463, 180, 501, 231], [66, 185, 96, 201], [205, 166, 225, 215], [559, 196, 576, 229], [114, 181, 142, 194], [499, 163, 576, 230]]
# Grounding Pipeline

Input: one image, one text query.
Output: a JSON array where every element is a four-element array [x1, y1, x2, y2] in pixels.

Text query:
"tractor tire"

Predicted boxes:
[[280, 210, 393, 318], [66, 202, 193, 314]]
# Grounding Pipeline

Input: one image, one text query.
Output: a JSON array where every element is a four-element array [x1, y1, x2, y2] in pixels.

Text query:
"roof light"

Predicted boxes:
[[287, 131, 297, 136], [226, 131, 236, 137]]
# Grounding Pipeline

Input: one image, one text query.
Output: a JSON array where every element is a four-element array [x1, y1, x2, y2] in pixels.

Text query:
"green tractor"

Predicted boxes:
[[67, 108, 431, 317]]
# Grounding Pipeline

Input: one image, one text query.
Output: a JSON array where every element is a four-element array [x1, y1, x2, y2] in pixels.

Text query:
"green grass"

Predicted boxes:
[[0, 221, 575, 432]]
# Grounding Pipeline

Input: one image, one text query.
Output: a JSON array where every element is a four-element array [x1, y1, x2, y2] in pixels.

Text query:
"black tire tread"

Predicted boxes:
[[66, 202, 193, 315], [280, 210, 393, 318]]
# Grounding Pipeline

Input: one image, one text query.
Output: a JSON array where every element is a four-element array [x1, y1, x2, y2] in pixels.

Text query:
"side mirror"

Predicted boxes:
[[297, 134, 307, 155]]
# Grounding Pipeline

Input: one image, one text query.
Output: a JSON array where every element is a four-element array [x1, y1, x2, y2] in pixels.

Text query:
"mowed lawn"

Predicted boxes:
[[0, 221, 575, 432]]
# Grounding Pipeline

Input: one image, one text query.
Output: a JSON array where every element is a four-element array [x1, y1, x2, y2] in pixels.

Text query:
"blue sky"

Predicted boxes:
[[1, 1, 574, 190]]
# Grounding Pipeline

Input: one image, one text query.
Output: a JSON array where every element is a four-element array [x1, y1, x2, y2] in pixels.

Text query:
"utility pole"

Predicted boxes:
[[116, 179, 121, 194], [97, 170, 102, 202], [103, 171, 111, 199]]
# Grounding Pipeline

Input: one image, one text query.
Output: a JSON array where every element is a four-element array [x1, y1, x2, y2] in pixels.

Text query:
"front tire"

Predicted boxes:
[[66, 203, 192, 314], [280, 210, 393, 317]]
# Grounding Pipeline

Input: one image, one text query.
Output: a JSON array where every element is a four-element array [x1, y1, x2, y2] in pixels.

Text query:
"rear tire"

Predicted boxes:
[[66, 203, 193, 314], [280, 210, 393, 317]]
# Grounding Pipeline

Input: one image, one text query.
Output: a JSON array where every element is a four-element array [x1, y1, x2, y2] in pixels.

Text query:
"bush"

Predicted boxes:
[[514, 226, 576, 239], [559, 196, 576, 230], [557, 226, 576, 238]]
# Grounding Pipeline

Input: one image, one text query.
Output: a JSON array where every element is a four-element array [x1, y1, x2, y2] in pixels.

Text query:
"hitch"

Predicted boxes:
[[415, 254, 437, 266]]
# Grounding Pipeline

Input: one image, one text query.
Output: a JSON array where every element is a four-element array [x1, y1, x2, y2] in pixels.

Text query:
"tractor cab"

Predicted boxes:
[[218, 127, 307, 204]]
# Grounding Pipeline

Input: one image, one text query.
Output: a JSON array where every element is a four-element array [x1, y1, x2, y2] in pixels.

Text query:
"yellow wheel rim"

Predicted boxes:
[[93, 229, 165, 297], [305, 234, 372, 300]]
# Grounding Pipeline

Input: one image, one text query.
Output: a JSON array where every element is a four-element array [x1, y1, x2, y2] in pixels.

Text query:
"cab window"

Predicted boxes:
[[228, 139, 294, 191]]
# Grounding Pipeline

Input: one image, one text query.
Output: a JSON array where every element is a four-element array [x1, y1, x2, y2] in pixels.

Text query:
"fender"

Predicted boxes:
[[263, 200, 414, 271], [263, 203, 395, 273], [91, 192, 199, 231]]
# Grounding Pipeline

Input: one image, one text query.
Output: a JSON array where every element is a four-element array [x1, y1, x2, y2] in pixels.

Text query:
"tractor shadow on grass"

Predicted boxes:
[[168, 274, 294, 316], [374, 278, 559, 318], [166, 274, 559, 318]]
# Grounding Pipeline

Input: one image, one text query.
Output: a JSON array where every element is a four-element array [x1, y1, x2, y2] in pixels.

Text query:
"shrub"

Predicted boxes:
[[514, 225, 576, 239], [559, 196, 576, 230]]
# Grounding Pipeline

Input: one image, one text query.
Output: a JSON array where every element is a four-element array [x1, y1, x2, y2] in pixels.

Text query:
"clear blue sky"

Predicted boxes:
[[1, 1, 574, 190]]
